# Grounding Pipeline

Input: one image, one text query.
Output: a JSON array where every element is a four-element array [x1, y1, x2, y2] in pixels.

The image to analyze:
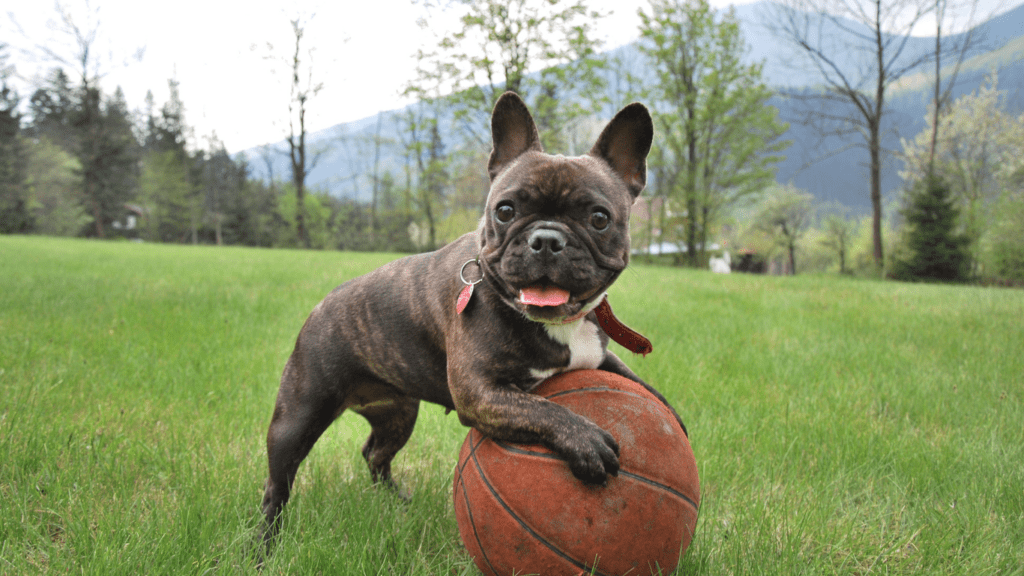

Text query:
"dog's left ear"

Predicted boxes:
[[488, 92, 543, 181], [589, 103, 654, 198]]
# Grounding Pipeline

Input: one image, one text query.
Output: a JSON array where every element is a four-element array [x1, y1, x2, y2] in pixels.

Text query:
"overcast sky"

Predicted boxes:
[[3, 0, 1014, 155]]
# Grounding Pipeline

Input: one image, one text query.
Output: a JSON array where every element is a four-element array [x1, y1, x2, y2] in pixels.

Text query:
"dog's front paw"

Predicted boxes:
[[556, 419, 620, 485]]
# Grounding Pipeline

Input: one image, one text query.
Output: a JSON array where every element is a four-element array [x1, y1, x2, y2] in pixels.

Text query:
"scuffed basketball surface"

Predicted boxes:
[[452, 369, 699, 576]]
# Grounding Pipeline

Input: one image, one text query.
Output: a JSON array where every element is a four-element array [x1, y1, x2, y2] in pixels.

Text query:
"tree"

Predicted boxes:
[[276, 184, 331, 249], [752, 185, 814, 275], [198, 136, 242, 246], [27, 69, 76, 152], [892, 175, 970, 282], [900, 74, 1019, 272], [139, 149, 191, 242], [764, 0, 934, 272], [135, 78, 204, 243], [34, 2, 143, 238], [410, 0, 608, 150], [987, 175, 1024, 281], [24, 137, 88, 236], [0, 48, 31, 234], [638, 0, 788, 267], [282, 18, 326, 249], [819, 209, 858, 274], [924, 0, 982, 174], [395, 102, 449, 251], [146, 78, 190, 156]]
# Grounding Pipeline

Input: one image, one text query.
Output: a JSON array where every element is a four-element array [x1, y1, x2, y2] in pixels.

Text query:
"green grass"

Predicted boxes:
[[1, 235, 1022, 575]]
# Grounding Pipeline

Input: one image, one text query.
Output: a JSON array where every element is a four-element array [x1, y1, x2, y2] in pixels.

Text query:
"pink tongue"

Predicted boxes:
[[519, 286, 570, 307]]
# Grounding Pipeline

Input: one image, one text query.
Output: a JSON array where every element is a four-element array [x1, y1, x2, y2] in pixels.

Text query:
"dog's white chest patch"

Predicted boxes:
[[543, 319, 604, 372]]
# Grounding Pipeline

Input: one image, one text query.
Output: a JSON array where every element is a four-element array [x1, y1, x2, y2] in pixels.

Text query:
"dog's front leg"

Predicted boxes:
[[448, 365, 620, 485]]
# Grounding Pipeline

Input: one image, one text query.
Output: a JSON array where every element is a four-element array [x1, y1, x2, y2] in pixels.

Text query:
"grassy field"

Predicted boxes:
[[1, 235, 1022, 575]]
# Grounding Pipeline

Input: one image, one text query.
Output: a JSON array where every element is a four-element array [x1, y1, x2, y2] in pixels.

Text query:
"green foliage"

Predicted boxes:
[[0, 82, 31, 234], [985, 186, 1024, 281], [139, 150, 193, 242], [2, 237, 1022, 574], [71, 86, 141, 238], [638, 0, 788, 267], [818, 208, 859, 275], [900, 72, 1024, 277], [24, 137, 89, 236], [892, 175, 971, 283], [27, 69, 76, 152], [744, 185, 814, 274], [276, 185, 333, 249], [410, 0, 608, 150]]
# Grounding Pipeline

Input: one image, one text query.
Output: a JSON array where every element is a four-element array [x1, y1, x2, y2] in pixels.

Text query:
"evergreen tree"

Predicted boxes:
[[27, 69, 76, 153], [139, 150, 191, 242], [139, 79, 200, 243], [0, 82, 31, 233], [893, 175, 971, 282], [149, 79, 189, 157]]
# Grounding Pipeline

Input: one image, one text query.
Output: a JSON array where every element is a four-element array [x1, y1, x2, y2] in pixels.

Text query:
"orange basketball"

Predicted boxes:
[[452, 369, 699, 576]]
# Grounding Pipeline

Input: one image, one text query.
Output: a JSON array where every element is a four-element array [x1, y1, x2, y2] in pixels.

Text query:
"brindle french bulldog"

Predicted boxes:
[[259, 92, 685, 546]]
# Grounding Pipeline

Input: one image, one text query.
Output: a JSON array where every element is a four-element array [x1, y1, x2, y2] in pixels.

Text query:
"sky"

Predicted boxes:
[[3, 0, 1014, 155]]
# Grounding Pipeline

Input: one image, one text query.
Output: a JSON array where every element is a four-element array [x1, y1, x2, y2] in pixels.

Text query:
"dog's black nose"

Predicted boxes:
[[528, 229, 566, 254]]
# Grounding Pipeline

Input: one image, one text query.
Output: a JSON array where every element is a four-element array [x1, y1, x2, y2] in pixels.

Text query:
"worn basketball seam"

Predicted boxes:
[[544, 386, 679, 423], [469, 436, 612, 576], [543, 386, 646, 401], [494, 441, 699, 512], [461, 430, 501, 576]]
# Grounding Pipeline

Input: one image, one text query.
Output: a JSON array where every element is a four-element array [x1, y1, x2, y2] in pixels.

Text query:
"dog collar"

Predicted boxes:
[[593, 297, 653, 356]]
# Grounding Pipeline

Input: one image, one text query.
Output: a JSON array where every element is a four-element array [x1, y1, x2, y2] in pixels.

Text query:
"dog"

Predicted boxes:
[[259, 92, 686, 547]]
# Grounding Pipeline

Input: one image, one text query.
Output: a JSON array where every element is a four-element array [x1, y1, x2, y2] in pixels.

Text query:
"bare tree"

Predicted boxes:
[[283, 18, 326, 249], [764, 0, 934, 272], [925, 0, 983, 173]]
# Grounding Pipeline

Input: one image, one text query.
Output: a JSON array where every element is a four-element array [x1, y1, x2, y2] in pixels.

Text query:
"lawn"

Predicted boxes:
[[1, 235, 1021, 575]]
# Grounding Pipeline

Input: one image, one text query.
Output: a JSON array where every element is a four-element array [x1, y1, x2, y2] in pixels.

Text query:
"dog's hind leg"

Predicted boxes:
[[352, 395, 419, 491], [260, 382, 343, 549]]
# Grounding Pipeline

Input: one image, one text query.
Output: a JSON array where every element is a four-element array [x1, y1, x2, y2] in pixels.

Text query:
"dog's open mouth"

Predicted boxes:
[[518, 285, 571, 307], [516, 284, 595, 324]]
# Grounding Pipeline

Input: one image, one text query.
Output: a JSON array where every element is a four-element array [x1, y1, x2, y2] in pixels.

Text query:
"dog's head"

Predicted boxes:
[[478, 92, 653, 324]]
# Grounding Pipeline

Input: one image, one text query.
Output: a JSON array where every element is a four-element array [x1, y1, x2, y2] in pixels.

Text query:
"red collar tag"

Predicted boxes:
[[456, 258, 483, 315]]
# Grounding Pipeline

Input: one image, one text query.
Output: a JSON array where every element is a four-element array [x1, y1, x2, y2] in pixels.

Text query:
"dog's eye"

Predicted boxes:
[[590, 209, 610, 231], [494, 203, 515, 224]]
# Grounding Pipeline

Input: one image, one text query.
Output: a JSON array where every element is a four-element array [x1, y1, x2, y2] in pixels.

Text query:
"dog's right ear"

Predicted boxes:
[[589, 102, 654, 199], [488, 92, 543, 181]]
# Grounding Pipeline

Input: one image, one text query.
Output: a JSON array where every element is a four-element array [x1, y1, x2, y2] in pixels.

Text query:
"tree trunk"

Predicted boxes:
[[869, 124, 884, 271], [685, 119, 699, 267], [928, 4, 942, 174], [871, 3, 886, 272], [291, 106, 309, 249]]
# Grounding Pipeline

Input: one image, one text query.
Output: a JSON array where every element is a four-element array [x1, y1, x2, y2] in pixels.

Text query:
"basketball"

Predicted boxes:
[[452, 369, 699, 576]]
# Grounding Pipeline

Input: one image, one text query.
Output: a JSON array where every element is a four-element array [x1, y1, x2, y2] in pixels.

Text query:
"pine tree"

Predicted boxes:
[[27, 69, 76, 152], [893, 175, 971, 282], [0, 82, 31, 234]]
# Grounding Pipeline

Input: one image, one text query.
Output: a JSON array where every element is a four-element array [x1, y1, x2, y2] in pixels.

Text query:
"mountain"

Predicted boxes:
[[242, 0, 1024, 213]]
